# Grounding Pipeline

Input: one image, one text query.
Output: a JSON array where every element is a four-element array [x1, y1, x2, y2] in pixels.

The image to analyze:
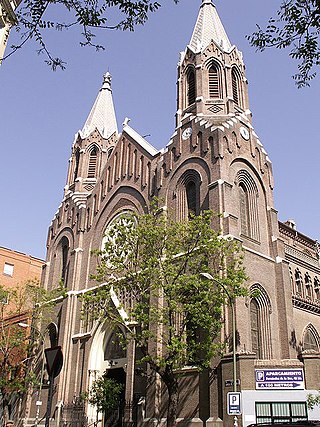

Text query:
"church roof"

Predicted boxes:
[[188, 0, 232, 53], [81, 72, 118, 139]]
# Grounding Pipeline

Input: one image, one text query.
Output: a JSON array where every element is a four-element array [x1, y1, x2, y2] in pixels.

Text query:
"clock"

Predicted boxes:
[[240, 126, 250, 141], [182, 127, 193, 140]]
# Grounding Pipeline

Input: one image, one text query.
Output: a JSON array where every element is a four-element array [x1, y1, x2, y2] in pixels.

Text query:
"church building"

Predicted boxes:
[[29, 1, 320, 426]]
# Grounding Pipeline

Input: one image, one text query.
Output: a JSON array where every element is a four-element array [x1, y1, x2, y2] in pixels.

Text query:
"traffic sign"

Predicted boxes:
[[227, 392, 241, 415], [45, 346, 63, 378], [255, 369, 304, 390]]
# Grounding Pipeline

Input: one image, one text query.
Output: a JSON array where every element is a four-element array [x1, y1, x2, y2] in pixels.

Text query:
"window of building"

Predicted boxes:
[[256, 402, 307, 424], [187, 68, 196, 106], [87, 146, 98, 178], [3, 263, 14, 276], [208, 64, 220, 98], [237, 170, 260, 241], [314, 277, 320, 301], [239, 184, 250, 236], [61, 237, 69, 283], [231, 68, 240, 106], [104, 329, 126, 360], [73, 148, 80, 182], [305, 273, 313, 299], [303, 326, 319, 351], [295, 269, 303, 295], [249, 284, 272, 359], [0, 290, 9, 304], [250, 299, 261, 358], [176, 170, 201, 221]]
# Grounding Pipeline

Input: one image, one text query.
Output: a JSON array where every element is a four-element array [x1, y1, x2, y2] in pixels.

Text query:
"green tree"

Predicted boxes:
[[3, 0, 179, 69], [0, 280, 65, 423], [247, 0, 320, 87], [83, 374, 123, 422], [82, 206, 248, 427]]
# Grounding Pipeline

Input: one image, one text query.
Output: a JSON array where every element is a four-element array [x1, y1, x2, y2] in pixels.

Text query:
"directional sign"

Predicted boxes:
[[227, 392, 242, 415], [45, 346, 63, 378], [255, 369, 304, 390]]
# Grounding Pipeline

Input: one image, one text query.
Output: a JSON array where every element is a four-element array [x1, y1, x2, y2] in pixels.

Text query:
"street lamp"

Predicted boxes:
[[200, 273, 238, 427], [18, 322, 46, 427]]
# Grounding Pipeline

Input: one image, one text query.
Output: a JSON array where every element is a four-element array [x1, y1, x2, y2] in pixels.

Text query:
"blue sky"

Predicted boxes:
[[1, 0, 320, 260]]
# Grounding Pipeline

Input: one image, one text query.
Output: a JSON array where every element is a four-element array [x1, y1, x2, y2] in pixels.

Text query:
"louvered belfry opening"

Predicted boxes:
[[231, 68, 239, 105], [87, 147, 98, 178], [209, 64, 220, 98], [187, 69, 196, 106]]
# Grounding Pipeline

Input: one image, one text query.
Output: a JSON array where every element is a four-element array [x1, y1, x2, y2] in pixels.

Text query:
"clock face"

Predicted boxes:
[[182, 127, 193, 140], [240, 126, 250, 141]]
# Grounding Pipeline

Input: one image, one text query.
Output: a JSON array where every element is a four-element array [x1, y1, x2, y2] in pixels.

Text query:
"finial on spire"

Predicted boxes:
[[102, 72, 112, 91]]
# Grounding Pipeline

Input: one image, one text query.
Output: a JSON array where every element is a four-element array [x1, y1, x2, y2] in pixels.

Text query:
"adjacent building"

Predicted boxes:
[[28, 1, 320, 426]]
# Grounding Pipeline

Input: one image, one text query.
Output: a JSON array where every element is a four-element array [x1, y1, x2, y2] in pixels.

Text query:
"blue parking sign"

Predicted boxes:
[[227, 392, 242, 415]]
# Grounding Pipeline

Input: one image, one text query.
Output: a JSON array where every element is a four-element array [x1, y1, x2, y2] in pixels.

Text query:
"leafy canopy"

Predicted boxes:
[[83, 374, 123, 413], [0, 280, 66, 399], [4, 0, 179, 69], [247, 0, 320, 87], [83, 206, 247, 374]]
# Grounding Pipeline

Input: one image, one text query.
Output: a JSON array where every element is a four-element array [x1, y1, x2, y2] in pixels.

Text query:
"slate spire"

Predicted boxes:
[[81, 72, 118, 140], [188, 0, 232, 52]]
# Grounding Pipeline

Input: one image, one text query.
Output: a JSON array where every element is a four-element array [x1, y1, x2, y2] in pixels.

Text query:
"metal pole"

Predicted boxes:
[[200, 273, 239, 427], [45, 373, 54, 427], [34, 341, 45, 427], [231, 302, 238, 427]]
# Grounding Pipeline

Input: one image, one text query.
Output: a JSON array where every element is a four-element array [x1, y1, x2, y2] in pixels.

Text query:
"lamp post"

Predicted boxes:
[[18, 322, 46, 427], [200, 273, 238, 427]]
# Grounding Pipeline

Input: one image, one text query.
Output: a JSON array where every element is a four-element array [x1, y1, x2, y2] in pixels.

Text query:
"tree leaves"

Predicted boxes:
[[247, 0, 320, 87], [3, 0, 179, 68]]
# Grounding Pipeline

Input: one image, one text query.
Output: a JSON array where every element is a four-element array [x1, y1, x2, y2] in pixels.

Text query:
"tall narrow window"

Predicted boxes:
[[314, 277, 320, 301], [187, 69, 196, 106], [176, 171, 201, 221], [305, 273, 313, 299], [208, 64, 220, 98], [295, 269, 303, 295], [250, 299, 261, 358], [231, 68, 240, 106], [237, 170, 259, 241], [61, 237, 69, 284], [87, 147, 98, 178], [239, 184, 249, 236], [73, 148, 80, 182], [303, 326, 319, 351], [249, 284, 272, 359], [186, 181, 197, 218]]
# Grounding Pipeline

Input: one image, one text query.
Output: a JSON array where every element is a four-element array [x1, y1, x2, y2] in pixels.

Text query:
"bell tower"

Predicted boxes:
[[65, 72, 118, 196], [176, 0, 250, 127]]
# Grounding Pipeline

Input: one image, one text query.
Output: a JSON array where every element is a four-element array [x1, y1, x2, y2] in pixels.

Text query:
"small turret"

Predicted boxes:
[[65, 72, 118, 195]]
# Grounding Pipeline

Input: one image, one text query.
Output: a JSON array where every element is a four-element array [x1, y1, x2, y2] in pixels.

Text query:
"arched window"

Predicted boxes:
[[250, 299, 261, 359], [87, 146, 98, 178], [295, 269, 303, 295], [239, 184, 250, 236], [60, 236, 69, 284], [176, 171, 201, 220], [208, 64, 220, 98], [73, 148, 80, 182], [314, 277, 320, 301], [231, 68, 240, 106], [249, 284, 272, 359], [236, 170, 259, 241], [303, 325, 319, 351], [187, 68, 196, 106], [104, 329, 126, 360]]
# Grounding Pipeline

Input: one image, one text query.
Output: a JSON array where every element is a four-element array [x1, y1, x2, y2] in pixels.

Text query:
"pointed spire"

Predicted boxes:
[[81, 72, 118, 139], [188, 0, 232, 53]]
